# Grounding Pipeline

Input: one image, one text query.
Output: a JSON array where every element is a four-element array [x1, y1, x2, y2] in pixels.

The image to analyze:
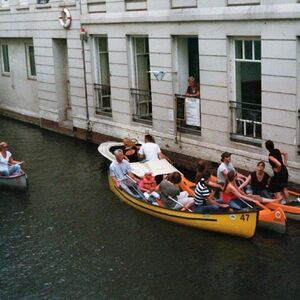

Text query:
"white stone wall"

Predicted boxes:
[[1, 0, 300, 182], [81, 1, 300, 183]]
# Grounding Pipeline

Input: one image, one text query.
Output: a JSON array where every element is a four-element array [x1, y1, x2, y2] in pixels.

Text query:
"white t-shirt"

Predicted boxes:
[[138, 142, 161, 161], [0, 151, 11, 172], [217, 162, 235, 184]]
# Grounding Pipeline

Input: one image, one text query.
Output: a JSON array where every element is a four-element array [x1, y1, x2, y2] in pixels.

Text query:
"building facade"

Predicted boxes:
[[1, 0, 300, 183]]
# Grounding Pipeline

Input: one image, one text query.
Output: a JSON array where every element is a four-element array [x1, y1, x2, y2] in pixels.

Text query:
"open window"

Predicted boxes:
[[1, 44, 10, 76], [94, 36, 111, 115], [129, 36, 152, 124], [174, 36, 200, 134], [25, 44, 36, 79]]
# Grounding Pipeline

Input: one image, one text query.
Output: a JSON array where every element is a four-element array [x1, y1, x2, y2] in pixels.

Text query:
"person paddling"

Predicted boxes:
[[0, 141, 24, 176]]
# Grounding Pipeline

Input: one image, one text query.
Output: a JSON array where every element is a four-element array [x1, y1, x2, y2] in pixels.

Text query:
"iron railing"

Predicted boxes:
[[230, 101, 261, 140], [131, 88, 152, 123], [175, 94, 201, 134], [94, 83, 111, 115]]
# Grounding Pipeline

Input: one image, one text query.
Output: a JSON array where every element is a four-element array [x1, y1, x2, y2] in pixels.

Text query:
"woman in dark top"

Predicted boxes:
[[184, 76, 200, 98], [265, 140, 289, 201], [123, 138, 139, 163], [239, 161, 270, 198]]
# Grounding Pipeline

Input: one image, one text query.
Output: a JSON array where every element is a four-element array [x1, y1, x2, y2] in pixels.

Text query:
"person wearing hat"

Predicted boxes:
[[0, 141, 24, 176], [217, 152, 247, 185]]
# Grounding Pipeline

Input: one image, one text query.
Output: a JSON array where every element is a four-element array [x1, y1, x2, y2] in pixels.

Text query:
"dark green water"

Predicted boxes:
[[1, 117, 300, 299]]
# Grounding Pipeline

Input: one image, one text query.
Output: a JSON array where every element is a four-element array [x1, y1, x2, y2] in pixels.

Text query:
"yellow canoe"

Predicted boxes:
[[108, 176, 258, 239], [179, 176, 287, 234]]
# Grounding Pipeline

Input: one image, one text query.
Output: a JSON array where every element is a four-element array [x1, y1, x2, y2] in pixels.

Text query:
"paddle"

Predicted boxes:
[[168, 196, 193, 212]]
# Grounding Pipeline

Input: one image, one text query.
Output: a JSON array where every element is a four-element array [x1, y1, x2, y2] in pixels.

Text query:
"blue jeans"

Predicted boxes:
[[1, 164, 21, 176], [193, 204, 221, 213], [228, 199, 248, 210]]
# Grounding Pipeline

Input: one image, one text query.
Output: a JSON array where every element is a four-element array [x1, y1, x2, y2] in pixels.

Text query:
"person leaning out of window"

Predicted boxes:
[[185, 76, 200, 98]]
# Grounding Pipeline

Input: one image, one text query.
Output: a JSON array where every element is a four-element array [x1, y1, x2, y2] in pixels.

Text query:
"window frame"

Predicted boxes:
[[129, 35, 152, 124], [1, 44, 10, 76], [93, 35, 112, 116], [25, 43, 37, 79], [230, 37, 262, 146], [1, 0, 9, 7]]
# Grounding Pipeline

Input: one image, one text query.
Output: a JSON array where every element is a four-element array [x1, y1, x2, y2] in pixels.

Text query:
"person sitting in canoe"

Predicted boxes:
[[109, 149, 138, 188], [138, 170, 160, 202], [238, 161, 271, 198], [157, 172, 194, 210], [0, 141, 24, 177], [138, 134, 170, 162], [222, 170, 276, 210], [122, 137, 139, 163], [217, 152, 247, 186], [193, 171, 229, 213], [195, 159, 223, 191]]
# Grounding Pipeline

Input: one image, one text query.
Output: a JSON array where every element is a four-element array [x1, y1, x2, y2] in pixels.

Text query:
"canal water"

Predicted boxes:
[[1, 117, 300, 299]]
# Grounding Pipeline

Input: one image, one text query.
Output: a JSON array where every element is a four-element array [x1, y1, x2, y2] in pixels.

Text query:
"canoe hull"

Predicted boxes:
[[0, 172, 28, 191], [179, 175, 287, 234], [265, 202, 300, 221], [257, 207, 286, 234], [109, 177, 258, 239]]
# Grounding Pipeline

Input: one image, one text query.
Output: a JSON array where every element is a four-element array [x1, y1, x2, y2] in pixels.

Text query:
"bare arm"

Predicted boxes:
[[208, 181, 223, 190], [8, 156, 24, 165], [280, 149, 288, 165], [238, 174, 251, 191], [207, 195, 229, 208], [111, 176, 120, 187], [228, 184, 255, 202]]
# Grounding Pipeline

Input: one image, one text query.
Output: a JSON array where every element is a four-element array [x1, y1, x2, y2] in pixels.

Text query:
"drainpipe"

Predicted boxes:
[[78, 0, 92, 135], [80, 27, 93, 136]]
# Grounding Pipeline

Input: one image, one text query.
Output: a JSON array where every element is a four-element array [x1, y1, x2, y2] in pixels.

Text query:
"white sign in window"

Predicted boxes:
[[185, 97, 200, 127]]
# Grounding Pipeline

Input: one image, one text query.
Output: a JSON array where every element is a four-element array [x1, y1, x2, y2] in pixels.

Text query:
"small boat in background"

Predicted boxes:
[[0, 170, 28, 191]]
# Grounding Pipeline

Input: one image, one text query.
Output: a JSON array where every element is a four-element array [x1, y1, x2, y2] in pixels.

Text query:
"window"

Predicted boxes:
[[230, 39, 261, 144], [130, 36, 152, 123], [125, 0, 147, 11], [175, 36, 201, 134], [19, 0, 28, 5], [1, 44, 10, 75], [26, 44, 36, 78], [1, 0, 9, 7], [94, 36, 111, 115], [37, 0, 49, 4]]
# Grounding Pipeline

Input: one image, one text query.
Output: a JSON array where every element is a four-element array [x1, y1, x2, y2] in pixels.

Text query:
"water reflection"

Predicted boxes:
[[0, 117, 299, 299]]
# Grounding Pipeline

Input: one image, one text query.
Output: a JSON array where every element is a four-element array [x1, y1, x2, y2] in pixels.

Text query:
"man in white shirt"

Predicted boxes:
[[217, 152, 247, 185], [138, 134, 162, 161]]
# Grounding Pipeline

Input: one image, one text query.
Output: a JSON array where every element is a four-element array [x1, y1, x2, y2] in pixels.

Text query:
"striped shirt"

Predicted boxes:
[[194, 180, 210, 206]]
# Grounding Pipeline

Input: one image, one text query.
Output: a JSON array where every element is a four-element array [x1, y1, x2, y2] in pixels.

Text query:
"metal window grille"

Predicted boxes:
[[94, 83, 111, 115], [175, 94, 201, 134], [230, 101, 261, 139], [131, 88, 152, 123]]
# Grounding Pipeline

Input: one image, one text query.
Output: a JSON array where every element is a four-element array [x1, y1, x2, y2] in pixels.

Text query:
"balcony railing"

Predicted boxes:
[[230, 100, 262, 144], [131, 88, 152, 124], [94, 83, 111, 116], [175, 94, 201, 134]]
